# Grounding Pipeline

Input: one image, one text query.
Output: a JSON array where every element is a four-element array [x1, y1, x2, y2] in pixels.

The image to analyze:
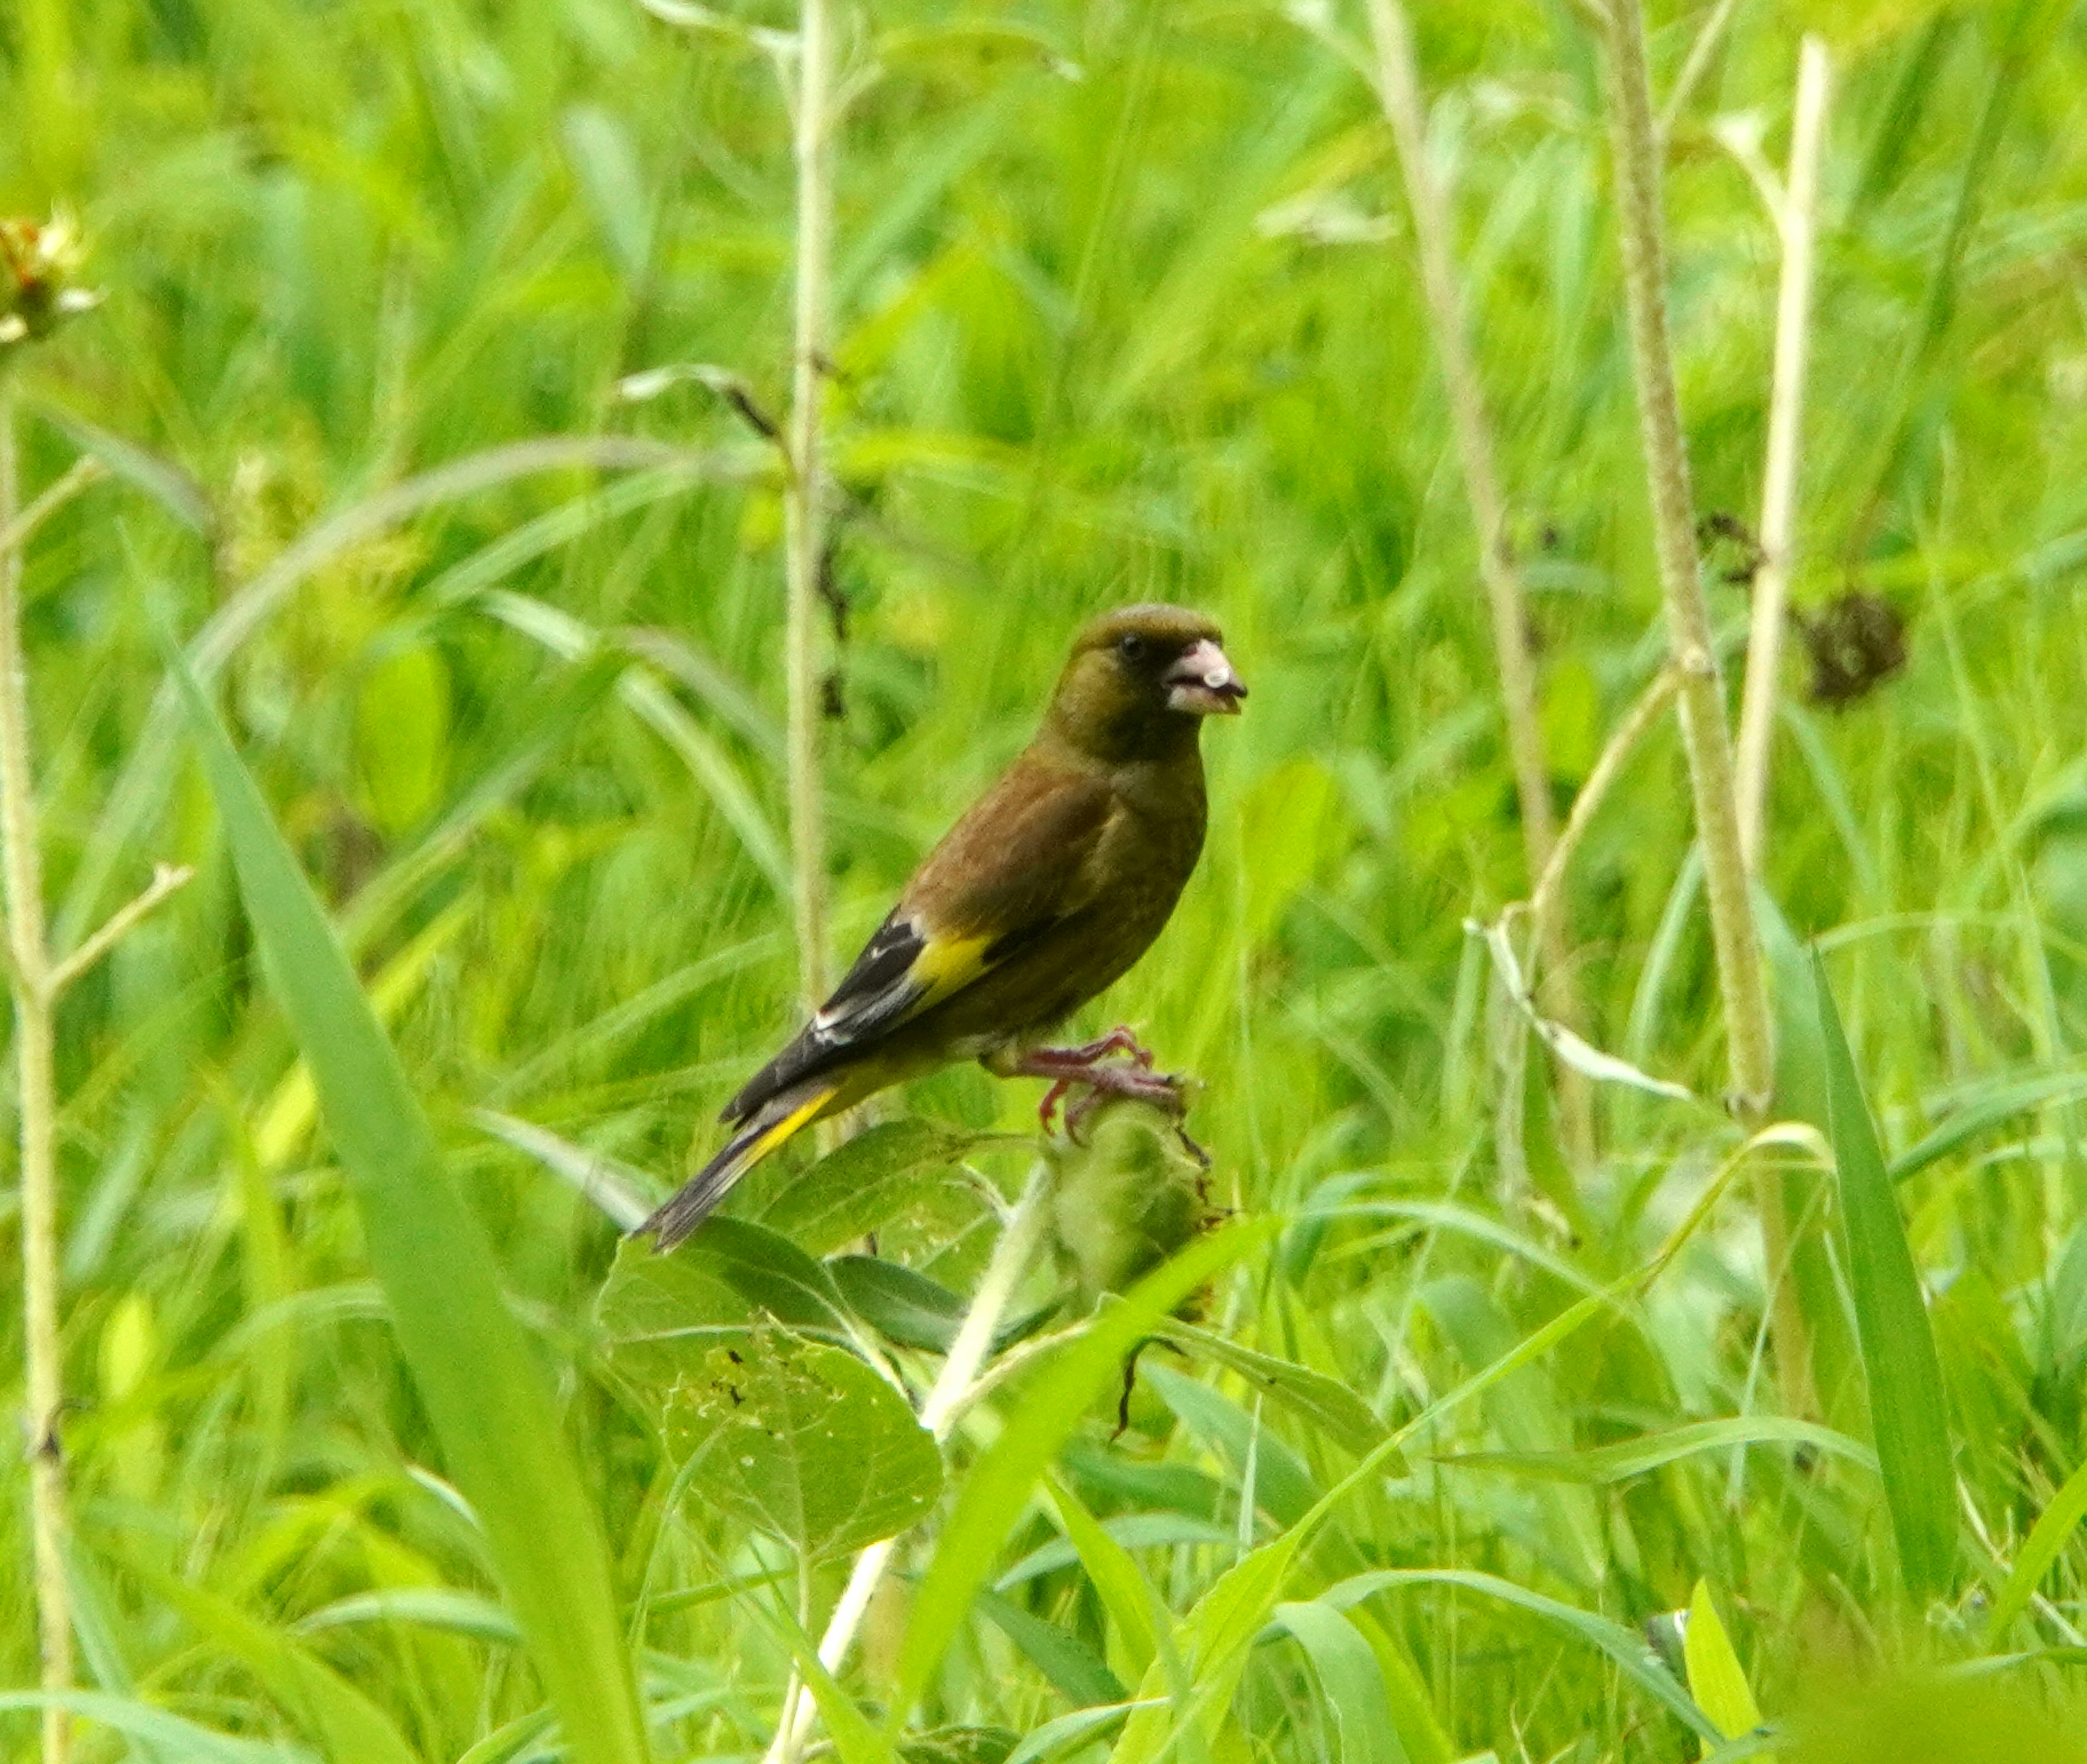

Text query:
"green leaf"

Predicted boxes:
[[1270, 1602, 1406, 1764], [1440, 1416, 1876, 1483], [296, 1588, 522, 1646], [1682, 1581, 1761, 1752], [597, 1219, 855, 1396], [1984, 1450, 2087, 1640], [1321, 1569, 1720, 1745], [973, 1590, 1127, 1710], [354, 642, 452, 837], [1005, 1702, 1158, 1764], [830, 1254, 971, 1352], [1890, 1072, 2087, 1184], [1814, 954, 1959, 1599], [1110, 1532, 1309, 1764], [124, 1561, 419, 1764], [171, 652, 652, 1764], [893, 1219, 1273, 1722], [758, 1119, 1003, 1256], [1047, 1475, 1163, 1681], [898, 1728, 1020, 1764], [665, 1322, 941, 1559], [1144, 1361, 1320, 1528], [0, 1693, 307, 1763], [1157, 1317, 1388, 1455]]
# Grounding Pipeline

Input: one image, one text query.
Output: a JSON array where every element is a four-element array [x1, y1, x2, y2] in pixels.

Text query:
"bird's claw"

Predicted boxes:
[[1025, 1027, 1165, 1134], [1060, 1064, 1187, 1141]]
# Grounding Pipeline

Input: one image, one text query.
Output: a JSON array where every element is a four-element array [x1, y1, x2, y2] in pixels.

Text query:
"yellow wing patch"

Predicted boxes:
[[904, 929, 997, 1016]]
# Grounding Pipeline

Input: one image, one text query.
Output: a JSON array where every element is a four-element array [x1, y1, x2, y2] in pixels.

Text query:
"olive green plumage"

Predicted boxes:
[[642, 603, 1246, 1249]]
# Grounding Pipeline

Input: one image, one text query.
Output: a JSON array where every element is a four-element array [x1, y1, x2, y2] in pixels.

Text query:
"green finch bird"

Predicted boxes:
[[642, 602, 1245, 1250]]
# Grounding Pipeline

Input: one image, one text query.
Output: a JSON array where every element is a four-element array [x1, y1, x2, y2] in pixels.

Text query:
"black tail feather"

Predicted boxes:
[[641, 1080, 832, 1251]]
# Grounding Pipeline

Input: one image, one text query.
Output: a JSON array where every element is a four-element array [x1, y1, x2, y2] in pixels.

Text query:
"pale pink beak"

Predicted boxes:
[[1165, 639, 1247, 716]]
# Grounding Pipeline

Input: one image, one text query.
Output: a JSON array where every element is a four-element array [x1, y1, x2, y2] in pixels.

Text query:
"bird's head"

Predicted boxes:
[[1046, 603, 1247, 763]]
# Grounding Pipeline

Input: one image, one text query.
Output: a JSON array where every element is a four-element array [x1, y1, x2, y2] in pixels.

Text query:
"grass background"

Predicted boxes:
[[8, 0, 2087, 1757]]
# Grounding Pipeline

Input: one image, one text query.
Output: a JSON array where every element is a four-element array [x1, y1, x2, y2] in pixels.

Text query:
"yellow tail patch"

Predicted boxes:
[[745, 1086, 838, 1166]]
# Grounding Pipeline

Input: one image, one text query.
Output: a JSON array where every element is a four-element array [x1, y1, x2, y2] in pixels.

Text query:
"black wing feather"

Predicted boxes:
[[720, 910, 930, 1123]]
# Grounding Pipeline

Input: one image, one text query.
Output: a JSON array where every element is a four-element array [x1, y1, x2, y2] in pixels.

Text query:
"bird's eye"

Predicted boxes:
[[1116, 633, 1146, 663]]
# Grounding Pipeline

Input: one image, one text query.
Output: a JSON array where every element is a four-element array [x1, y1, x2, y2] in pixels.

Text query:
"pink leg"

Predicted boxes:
[[1013, 1042, 1186, 1142], [1036, 1075, 1074, 1133], [1047, 1024, 1155, 1069]]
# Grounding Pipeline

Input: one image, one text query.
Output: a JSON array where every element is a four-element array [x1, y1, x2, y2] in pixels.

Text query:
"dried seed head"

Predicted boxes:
[[1795, 591, 1908, 708]]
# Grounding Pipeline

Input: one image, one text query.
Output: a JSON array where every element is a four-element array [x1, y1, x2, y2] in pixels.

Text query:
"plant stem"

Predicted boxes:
[[1528, 666, 1681, 968], [0, 379, 73, 1764], [761, 1165, 1053, 1764], [1365, 0, 1591, 1160], [783, 0, 834, 1014], [1598, 0, 1814, 1417], [1655, 0, 1742, 149], [1735, 37, 1831, 873], [1365, 0, 1558, 913]]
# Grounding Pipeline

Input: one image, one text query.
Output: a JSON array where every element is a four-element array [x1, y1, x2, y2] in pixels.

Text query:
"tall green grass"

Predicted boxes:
[[5, 0, 2087, 1759]]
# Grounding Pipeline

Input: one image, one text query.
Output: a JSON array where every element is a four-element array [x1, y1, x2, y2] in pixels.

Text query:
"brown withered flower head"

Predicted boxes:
[[1795, 591, 1908, 708], [1, 210, 103, 353]]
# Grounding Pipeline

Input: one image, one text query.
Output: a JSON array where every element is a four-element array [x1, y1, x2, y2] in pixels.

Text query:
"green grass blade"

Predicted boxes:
[[1984, 1451, 2087, 1640], [892, 1219, 1273, 1722], [1814, 954, 1958, 1600], [1439, 1415, 1875, 1483], [171, 653, 651, 1764], [1270, 1602, 1405, 1764], [1322, 1569, 1719, 1745]]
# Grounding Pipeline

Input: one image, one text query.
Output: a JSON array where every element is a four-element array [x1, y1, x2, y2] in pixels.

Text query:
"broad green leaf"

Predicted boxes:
[[757, 1118, 1002, 1256], [1158, 1317, 1388, 1455], [172, 654, 651, 1764], [1145, 1361, 1320, 1527], [665, 1323, 941, 1559], [974, 1588, 1127, 1710], [893, 1219, 1273, 1722], [830, 1254, 971, 1352], [597, 1219, 855, 1396], [1440, 1415, 1875, 1482], [1321, 1570, 1720, 1744], [1815, 955, 1959, 1599], [1984, 1451, 2087, 1639], [1683, 1581, 1761, 1752], [1271, 1602, 1405, 1764]]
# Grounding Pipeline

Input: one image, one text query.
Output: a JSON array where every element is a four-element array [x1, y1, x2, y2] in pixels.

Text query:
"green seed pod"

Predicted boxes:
[[1046, 1096, 1222, 1311]]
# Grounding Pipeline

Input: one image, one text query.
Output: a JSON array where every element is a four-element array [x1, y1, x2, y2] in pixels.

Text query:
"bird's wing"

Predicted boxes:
[[722, 756, 1115, 1122]]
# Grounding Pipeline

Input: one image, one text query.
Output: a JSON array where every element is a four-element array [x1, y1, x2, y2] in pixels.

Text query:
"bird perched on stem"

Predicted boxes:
[[642, 603, 1246, 1250]]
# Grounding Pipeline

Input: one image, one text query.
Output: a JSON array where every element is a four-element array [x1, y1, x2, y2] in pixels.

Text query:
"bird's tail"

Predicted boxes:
[[641, 1078, 840, 1251]]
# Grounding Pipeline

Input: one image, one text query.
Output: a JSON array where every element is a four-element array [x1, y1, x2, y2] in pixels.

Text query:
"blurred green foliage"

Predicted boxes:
[[7, 0, 2087, 1757]]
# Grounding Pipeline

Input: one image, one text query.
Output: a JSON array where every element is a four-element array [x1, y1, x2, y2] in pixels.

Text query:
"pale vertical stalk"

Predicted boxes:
[[1, 379, 73, 1764], [761, 1168, 1053, 1764], [1365, 0, 1558, 904], [1599, 0, 1814, 1416], [783, 0, 834, 1012], [1365, 0, 1591, 1159], [1735, 37, 1830, 873]]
